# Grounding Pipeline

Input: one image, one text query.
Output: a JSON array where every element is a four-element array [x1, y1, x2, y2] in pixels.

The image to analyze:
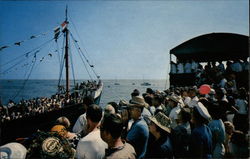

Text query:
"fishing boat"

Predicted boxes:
[[141, 75, 151, 86], [141, 82, 151, 86], [0, 7, 103, 145]]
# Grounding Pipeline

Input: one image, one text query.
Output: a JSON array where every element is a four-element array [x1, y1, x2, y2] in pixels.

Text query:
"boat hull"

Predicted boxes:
[[0, 94, 102, 145]]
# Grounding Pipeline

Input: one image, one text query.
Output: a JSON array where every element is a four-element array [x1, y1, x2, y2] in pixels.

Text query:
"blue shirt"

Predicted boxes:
[[127, 117, 149, 159], [190, 124, 213, 159]]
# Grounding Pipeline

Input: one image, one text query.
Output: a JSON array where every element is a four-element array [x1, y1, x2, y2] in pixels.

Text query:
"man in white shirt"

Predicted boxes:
[[76, 104, 107, 159], [170, 61, 177, 74], [187, 88, 199, 108], [73, 96, 94, 136], [168, 95, 181, 129]]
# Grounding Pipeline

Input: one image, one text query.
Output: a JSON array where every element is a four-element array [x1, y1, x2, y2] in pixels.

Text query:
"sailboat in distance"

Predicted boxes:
[[141, 75, 151, 86], [0, 7, 103, 145]]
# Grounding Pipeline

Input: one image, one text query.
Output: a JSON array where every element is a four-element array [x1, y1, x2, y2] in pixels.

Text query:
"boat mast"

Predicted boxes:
[[65, 6, 70, 98]]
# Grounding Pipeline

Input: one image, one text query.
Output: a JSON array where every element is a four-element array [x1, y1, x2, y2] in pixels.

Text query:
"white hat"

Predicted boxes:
[[0, 142, 27, 159], [195, 102, 211, 121]]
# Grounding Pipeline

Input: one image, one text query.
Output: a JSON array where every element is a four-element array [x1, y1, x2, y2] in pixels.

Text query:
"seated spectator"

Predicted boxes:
[[100, 114, 136, 159], [145, 112, 173, 159], [76, 104, 107, 159], [126, 97, 149, 159]]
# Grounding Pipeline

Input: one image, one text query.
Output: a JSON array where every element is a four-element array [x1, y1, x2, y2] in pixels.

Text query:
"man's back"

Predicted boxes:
[[76, 129, 107, 159]]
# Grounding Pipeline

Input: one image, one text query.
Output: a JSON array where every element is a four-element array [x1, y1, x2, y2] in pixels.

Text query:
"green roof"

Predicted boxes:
[[170, 33, 249, 62]]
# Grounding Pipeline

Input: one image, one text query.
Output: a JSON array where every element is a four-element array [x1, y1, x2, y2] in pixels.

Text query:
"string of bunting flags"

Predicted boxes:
[[0, 21, 67, 52]]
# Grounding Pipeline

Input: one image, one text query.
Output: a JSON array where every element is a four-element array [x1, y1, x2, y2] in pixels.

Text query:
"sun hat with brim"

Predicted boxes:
[[194, 102, 211, 121], [128, 96, 149, 108], [42, 137, 64, 157], [149, 112, 172, 133], [0, 142, 27, 159], [168, 95, 180, 104]]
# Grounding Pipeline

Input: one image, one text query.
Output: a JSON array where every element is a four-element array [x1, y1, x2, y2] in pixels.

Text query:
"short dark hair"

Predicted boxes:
[[101, 114, 123, 139], [83, 96, 94, 106], [86, 104, 103, 123]]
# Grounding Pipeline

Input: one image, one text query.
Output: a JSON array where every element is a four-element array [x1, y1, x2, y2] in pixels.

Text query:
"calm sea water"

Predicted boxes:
[[0, 79, 168, 107]]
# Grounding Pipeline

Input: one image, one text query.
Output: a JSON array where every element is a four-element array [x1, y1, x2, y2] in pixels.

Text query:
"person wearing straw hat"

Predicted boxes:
[[190, 102, 213, 158], [168, 95, 181, 129], [126, 96, 149, 159], [145, 112, 173, 159]]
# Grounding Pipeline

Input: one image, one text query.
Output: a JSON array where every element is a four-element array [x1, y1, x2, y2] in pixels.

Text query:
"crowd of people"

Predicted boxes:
[[170, 59, 249, 74], [171, 59, 249, 89], [0, 80, 102, 123], [0, 83, 248, 159]]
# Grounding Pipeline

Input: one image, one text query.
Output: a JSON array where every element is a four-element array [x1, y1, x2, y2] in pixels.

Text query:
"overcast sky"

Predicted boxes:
[[0, 0, 248, 80]]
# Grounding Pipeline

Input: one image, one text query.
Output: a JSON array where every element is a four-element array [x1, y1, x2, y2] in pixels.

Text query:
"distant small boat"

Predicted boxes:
[[141, 82, 151, 86], [114, 83, 120, 85], [132, 83, 135, 85]]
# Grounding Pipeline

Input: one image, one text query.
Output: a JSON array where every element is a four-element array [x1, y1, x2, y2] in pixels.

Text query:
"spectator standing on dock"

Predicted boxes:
[[168, 95, 181, 129], [172, 108, 192, 158], [190, 102, 212, 158], [208, 106, 226, 158], [100, 114, 136, 159], [233, 87, 248, 133], [126, 96, 149, 159], [72, 96, 94, 137], [145, 112, 173, 159], [187, 87, 199, 108], [76, 104, 107, 159]]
